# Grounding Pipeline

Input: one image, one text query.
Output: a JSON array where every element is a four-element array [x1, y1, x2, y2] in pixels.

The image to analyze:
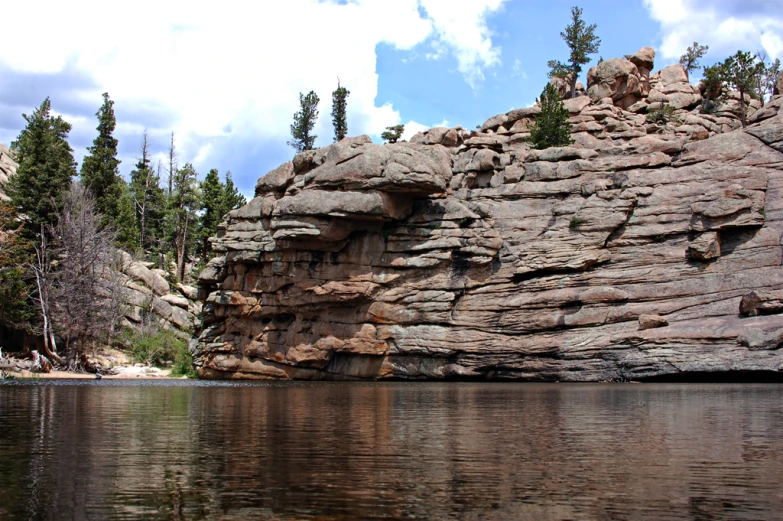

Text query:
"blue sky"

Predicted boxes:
[[1, 0, 781, 199]]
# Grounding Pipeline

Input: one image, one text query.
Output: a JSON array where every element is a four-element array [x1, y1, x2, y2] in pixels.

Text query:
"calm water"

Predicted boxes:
[[0, 381, 782, 520]]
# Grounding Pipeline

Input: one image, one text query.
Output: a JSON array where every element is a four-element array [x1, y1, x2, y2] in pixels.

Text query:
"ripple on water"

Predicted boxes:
[[0, 381, 782, 520]]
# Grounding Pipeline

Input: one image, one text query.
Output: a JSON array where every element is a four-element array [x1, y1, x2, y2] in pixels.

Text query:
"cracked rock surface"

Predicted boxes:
[[196, 55, 783, 381]]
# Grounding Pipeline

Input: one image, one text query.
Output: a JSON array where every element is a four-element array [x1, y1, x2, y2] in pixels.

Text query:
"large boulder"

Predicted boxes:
[[586, 58, 645, 109], [648, 64, 702, 110]]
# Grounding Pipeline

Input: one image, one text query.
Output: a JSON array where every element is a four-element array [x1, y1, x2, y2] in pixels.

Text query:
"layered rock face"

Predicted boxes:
[[197, 54, 783, 381]]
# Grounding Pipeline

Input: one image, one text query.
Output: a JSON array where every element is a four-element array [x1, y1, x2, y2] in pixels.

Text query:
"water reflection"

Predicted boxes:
[[1, 382, 782, 520]]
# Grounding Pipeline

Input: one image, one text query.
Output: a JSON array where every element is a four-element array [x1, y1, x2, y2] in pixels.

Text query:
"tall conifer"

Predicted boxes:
[[80, 93, 121, 221], [331, 80, 350, 142], [288, 91, 320, 152], [3, 98, 76, 237]]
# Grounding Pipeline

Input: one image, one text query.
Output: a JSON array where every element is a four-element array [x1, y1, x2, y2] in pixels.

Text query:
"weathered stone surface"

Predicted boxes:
[[119, 251, 170, 296], [255, 161, 294, 195], [196, 76, 783, 382], [687, 232, 721, 260], [740, 291, 783, 316], [629, 47, 655, 72], [0, 143, 17, 201], [586, 58, 644, 107], [638, 314, 668, 330]]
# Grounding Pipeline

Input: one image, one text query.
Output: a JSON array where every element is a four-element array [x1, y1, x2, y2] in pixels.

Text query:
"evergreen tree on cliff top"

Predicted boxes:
[[720, 50, 766, 127], [332, 80, 350, 142], [80, 92, 122, 223], [528, 83, 573, 150], [288, 91, 320, 153], [3, 98, 77, 237], [547, 6, 601, 99]]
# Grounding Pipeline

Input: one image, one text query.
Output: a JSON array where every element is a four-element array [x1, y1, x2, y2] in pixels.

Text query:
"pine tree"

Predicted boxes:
[[3, 98, 77, 237], [221, 171, 246, 214], [198, 168, 224, 260], [168, 162, 199, 280], [528, 83, 573, 150], [331, 80, 350, 141], [701, 63, 725, 112], [679, 42, 709, 77], [198, 170, 246, 260], [720, 50, 766, 127], [288, 91, 320, 153], [547, 6, 601, 99], [381, 125, 405, 144], [80, 92, 121, 222], [128, 132, 165, 251], [167, 131, 177, 196], [115, 182, 140, 251], [0, 201, 35, 330]]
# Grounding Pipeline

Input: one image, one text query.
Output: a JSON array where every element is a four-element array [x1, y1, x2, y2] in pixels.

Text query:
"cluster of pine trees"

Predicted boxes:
[[0, 94, 246, 358]]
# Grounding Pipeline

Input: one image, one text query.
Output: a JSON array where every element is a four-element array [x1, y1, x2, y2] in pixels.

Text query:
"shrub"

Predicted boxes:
[[122, 327, 196, 376], [569, 216, 584, 229], [528, 83, 573, 150], [646, 104, 680, 125]]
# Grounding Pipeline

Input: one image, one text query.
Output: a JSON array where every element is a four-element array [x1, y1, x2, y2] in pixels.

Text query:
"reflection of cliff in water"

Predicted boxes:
[[1, 382, 783, 519]]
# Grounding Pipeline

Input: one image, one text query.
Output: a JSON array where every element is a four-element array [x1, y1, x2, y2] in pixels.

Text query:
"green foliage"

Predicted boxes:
[[128, 132, 166, 251], [3, 98, 77, 237], [199, 168, 223, 242], [569, 216, 583, 229], [679, 42, 709, 76], [115, 181, 140, 251], [757, 53, 780, 102], [80, 93, 122, 223], [167, 162, 200, 280], [527, 83, 573, 150], [288, 91, 320, 153], [720, 50, 766, 127], [331, 80, 350, 142], [198, 169, 246, 260], [547, 5, 601, 98], [381, 125, 405, 144], [123, 327, 195, 376], [223, 172, 246, 213], [0, 202, 35, 330], [700, 63, 726, 112], [646, 104, 680, 124]]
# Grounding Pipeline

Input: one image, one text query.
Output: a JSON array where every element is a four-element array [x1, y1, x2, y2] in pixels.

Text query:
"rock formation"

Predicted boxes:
[[197, 51, 783, 381], [0, 143, 18, 201]]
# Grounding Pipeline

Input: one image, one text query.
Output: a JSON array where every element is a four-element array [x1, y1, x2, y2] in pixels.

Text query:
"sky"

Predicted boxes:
[[1, 0, 782, 199]]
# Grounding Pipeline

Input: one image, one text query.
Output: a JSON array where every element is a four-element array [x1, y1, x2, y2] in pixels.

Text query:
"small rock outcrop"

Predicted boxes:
[[194, 51, 783, 381], [0, 144, 18, 201]]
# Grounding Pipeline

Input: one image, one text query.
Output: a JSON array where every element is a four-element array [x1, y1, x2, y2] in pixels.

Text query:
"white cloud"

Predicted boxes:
[[420, 0, 506, 88], [0, 0, 504, 185], [401, 121, 430, 141], [643, 0, 783, 61]]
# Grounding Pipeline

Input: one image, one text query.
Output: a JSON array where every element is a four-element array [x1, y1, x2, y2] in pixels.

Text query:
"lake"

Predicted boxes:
[[0, 381, 782, 520]]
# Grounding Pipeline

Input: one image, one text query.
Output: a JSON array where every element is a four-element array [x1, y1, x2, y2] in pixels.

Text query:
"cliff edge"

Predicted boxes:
[[196, 50, 783, 381]]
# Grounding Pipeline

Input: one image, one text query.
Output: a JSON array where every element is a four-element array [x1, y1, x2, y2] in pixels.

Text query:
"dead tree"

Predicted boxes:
[[47, 184, 126, 368]]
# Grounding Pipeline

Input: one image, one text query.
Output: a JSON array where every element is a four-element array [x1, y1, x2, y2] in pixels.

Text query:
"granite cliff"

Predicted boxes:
[[196, 49, 783, 381]]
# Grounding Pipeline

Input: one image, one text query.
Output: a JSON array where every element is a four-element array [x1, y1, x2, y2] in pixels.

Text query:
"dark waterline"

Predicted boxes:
[[1, 380, 782, 520]]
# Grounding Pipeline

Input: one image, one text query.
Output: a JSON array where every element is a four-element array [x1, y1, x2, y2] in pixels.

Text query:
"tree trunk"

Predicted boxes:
[[738, 88, 747, 128]]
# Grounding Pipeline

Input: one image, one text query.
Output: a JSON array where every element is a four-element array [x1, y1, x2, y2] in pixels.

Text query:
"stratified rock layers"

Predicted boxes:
[[197, 89, 783, 380]]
